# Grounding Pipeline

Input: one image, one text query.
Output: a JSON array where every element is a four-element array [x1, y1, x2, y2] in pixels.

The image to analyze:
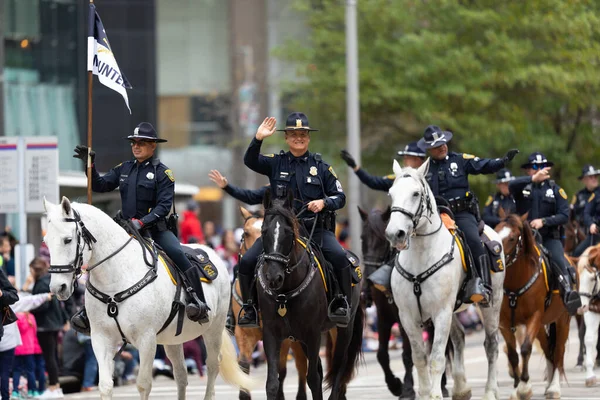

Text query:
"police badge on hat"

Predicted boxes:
[[309, 166, 317, 176]]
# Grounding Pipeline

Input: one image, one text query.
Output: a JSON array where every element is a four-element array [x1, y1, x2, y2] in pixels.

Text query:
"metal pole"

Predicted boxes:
[[345, 0, 362, 258], [17, 136, 27, 288], [87, 0, 94, 205]]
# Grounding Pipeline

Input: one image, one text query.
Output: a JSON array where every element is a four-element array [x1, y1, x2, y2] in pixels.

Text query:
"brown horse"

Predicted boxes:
[[232, 206, 308, 400], [495, 213, 571, 399], [564, 213, 586, 255]]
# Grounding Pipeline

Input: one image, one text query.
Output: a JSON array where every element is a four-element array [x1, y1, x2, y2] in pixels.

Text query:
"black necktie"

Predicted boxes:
[[124, 163, 138, 218]]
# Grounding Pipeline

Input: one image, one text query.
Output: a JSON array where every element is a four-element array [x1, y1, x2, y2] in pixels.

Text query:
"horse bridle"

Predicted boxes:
[[48, 210, 97, 285], [390, 174, 440, 237], [504, 234, 522, 267], [579, 263, 600, 301], [363, 217, 391, 268]]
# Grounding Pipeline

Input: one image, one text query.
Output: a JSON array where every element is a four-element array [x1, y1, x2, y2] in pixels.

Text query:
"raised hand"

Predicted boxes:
[[255, 117, 277, 141], [503, 149, 519, 163], [73, 145, 95, 163], [208, 170, 228, 188], [340, 150, 357, 169]]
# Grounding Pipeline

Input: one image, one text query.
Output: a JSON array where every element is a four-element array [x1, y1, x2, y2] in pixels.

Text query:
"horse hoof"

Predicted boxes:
[[442, 387, 449, 398], [452, 389, 471, 400], [586, 376, 597, 387], [399, 388, 416, 400], [239, 391, 252, 400], [545, 391, 560, 399], [573, 364, 585, 372]]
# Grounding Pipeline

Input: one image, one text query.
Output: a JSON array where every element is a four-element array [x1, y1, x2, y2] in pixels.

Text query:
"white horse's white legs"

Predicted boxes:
[[584, 312, 600, 386], [202, 325, 223, 400], [136, 336, 157, 400], [449, 316, 470, 400], [93, 337, 118, 400], [402, 319, 431, 400], [164, 344, 188, 399], [480, 304, 501, 400]]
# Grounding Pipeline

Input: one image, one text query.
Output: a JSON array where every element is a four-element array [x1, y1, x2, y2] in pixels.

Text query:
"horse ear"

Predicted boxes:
[[60, 196, 72, 216], [262, 188, 272, 209], [382, 205, 392, 222], [240, 206, 252, 220], [358, 206, 368, 221], [392, 159, 402, 177], [43, 196, 52, 213], [498, 206, 506, 220], [520, 211, 529, 222], [417, 157, 430, 177]]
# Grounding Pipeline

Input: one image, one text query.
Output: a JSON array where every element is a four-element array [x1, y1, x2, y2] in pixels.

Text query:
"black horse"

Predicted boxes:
[[359, 206, 448, 400], [257, 190, 365, 400]]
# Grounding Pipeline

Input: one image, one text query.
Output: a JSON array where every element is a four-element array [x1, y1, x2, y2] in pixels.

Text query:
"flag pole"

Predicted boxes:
[[87, 0, 94, 205]]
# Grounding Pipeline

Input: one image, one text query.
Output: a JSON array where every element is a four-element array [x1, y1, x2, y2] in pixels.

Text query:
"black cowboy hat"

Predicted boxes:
[[125, 122, 167, 143], [276, 112, 319, 132], [417, 125, 453, 150], [578, 164, 600, 180], [397, 141, 426, 158], [520, 151, 554, 169], [495, 168, 515, 183]]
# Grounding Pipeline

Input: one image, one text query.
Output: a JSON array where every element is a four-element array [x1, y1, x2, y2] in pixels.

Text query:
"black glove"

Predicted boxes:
[[503, 149, 519, 163], [340, 150, 357, 168], [130, 218, 144, 231], [73, 145, 95, 164]]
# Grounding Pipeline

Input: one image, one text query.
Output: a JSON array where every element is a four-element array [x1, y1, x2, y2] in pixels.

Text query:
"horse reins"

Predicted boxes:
[[504, 234, 522, 268]]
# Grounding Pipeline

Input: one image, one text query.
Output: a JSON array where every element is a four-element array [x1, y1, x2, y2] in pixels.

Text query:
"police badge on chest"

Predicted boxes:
[[450, 162, 459, 176]]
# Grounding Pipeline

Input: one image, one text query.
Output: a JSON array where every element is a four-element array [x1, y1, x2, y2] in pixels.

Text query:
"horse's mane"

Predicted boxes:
[[247, 209, 264, 220], [263, 200, 299, 242], [504, 214, 539, 268], [365, 209, 388, 240]]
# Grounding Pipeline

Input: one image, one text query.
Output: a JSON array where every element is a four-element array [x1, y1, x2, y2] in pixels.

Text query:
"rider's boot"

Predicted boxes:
[[463, 254, 491, 307], [329, 265, 352, 327], [237, 273, 259, 328], [184, 268, 210, 324], [556, 264, 582, 315], [71, 307, 91, 336]]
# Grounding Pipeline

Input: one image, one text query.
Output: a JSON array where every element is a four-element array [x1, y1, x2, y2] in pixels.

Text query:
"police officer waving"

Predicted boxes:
[[70, 122, 209, 335], [482, 169, 516, 229], [418, 125, 519, 307], [509, 152, 581, 315], [340, 142, 426, 191], [238, 113, 351, 327]]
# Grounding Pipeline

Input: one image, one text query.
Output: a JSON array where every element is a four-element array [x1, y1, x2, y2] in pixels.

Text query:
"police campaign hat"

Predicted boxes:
[[578, 164, 600, 180], [276, 112, 319, 132], [397, 141, 426, 158], [417, 125, 453, 150], [520, 152, 554, 169], [125, 122, 167, 143], [495, 168, 515, 183]]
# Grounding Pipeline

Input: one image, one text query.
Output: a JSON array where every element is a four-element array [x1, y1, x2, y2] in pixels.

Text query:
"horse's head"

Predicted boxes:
[[385, 158, 434, 248], [43, 197, 96, 300], [359, 205, 392, 275], [564, 217, 585, 254], [578, 245, 600, 313], [261, 189, 298, 291], [239, 206, 263, 256], [495, 212, 535, 268]]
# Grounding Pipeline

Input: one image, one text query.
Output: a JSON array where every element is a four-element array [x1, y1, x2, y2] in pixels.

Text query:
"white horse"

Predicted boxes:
[[43, 197, 257, 400], [577, 245, 600, 387], [385, 159, 505, 400]]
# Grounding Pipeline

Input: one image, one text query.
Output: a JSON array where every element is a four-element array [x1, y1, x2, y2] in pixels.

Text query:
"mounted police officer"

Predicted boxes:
[[70, 122, 209, 335], [418, 125, 519, 306], [575, 172, 600, 257], [238, 113, 350, 327], [482, 168, 516, 228], [509, 152, 581, 315], [571, 165, 600, 226], [340, 142, 426, 191]]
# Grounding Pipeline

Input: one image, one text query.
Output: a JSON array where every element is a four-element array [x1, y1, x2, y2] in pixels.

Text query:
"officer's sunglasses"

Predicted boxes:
[[531, 163, 548, 170], [130, 140, 153, 147]]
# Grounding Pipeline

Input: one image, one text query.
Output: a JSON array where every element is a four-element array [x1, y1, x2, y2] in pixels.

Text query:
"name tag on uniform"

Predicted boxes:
[[522, 190, 530, 196], [306, 177, 312, 183]]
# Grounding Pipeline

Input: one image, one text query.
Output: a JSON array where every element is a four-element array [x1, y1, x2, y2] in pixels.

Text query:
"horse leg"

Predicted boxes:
[[429, 310, 453, 400], [91, 337, 118, 400], [377, 315, 403, 397], [164, 344, 188, 400], [401, 320, 430, 400], [448, 316, 471, 400], [584, 312, 600, 386], [576, 314, 586, 369], [302, 337, 324, 400], [427, 324, 448, 398], [202, 327, 225, 400], [513, 313, 542, 400], [135, 336, 158, 400], [277, 340, 291, 400], [290, 341, 308, 400], [327, 327, 352, 400], [400, 325, 416, 399], [235, 325, 260, 400], [479, 305, 501, 400], [498, 324, 520, 390], [262, 331, 283, 400], [545, 316, 570, 399]]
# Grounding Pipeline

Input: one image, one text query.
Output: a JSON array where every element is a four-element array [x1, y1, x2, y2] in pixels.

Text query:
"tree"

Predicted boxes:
[[278, 0, 600, 201]]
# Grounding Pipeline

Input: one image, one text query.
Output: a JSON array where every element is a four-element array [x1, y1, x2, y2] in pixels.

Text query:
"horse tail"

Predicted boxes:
[[219, 328, 259, 392], [325, 302, 365, 390]]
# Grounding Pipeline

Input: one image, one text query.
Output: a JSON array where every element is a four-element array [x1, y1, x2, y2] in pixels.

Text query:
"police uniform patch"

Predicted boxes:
[[462, 153, 476, 159], [328, 166, 338, 179], [165, 169, 175, 182], [386, 174, 396, 180], [558, 188, 567, 200], [589, 193, 596, 203], [571, 195, 577, 205], [263, 153, 275, 158], [485, 195, 493, 207], [310, 166, 318, 176], [115, 162, 122, 168], [336, 180, 343, 192]]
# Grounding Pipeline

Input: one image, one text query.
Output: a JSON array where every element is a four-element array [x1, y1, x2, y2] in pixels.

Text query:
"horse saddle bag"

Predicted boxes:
[[182, 247, 218, 282], [481, 232, 504, 273], [346, 249, 362, 284]]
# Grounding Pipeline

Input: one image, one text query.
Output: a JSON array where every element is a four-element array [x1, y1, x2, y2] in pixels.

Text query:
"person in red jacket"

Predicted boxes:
[[180, 200, 205, 244]]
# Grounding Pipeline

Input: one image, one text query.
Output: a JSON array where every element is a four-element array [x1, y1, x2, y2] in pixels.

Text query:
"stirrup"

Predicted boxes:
[[328, 295, 351, 327], [238, 304, 259, 328], [564, 291, 582, 315], [71, 310, 90, 336], [186, 301, 209, 324]]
